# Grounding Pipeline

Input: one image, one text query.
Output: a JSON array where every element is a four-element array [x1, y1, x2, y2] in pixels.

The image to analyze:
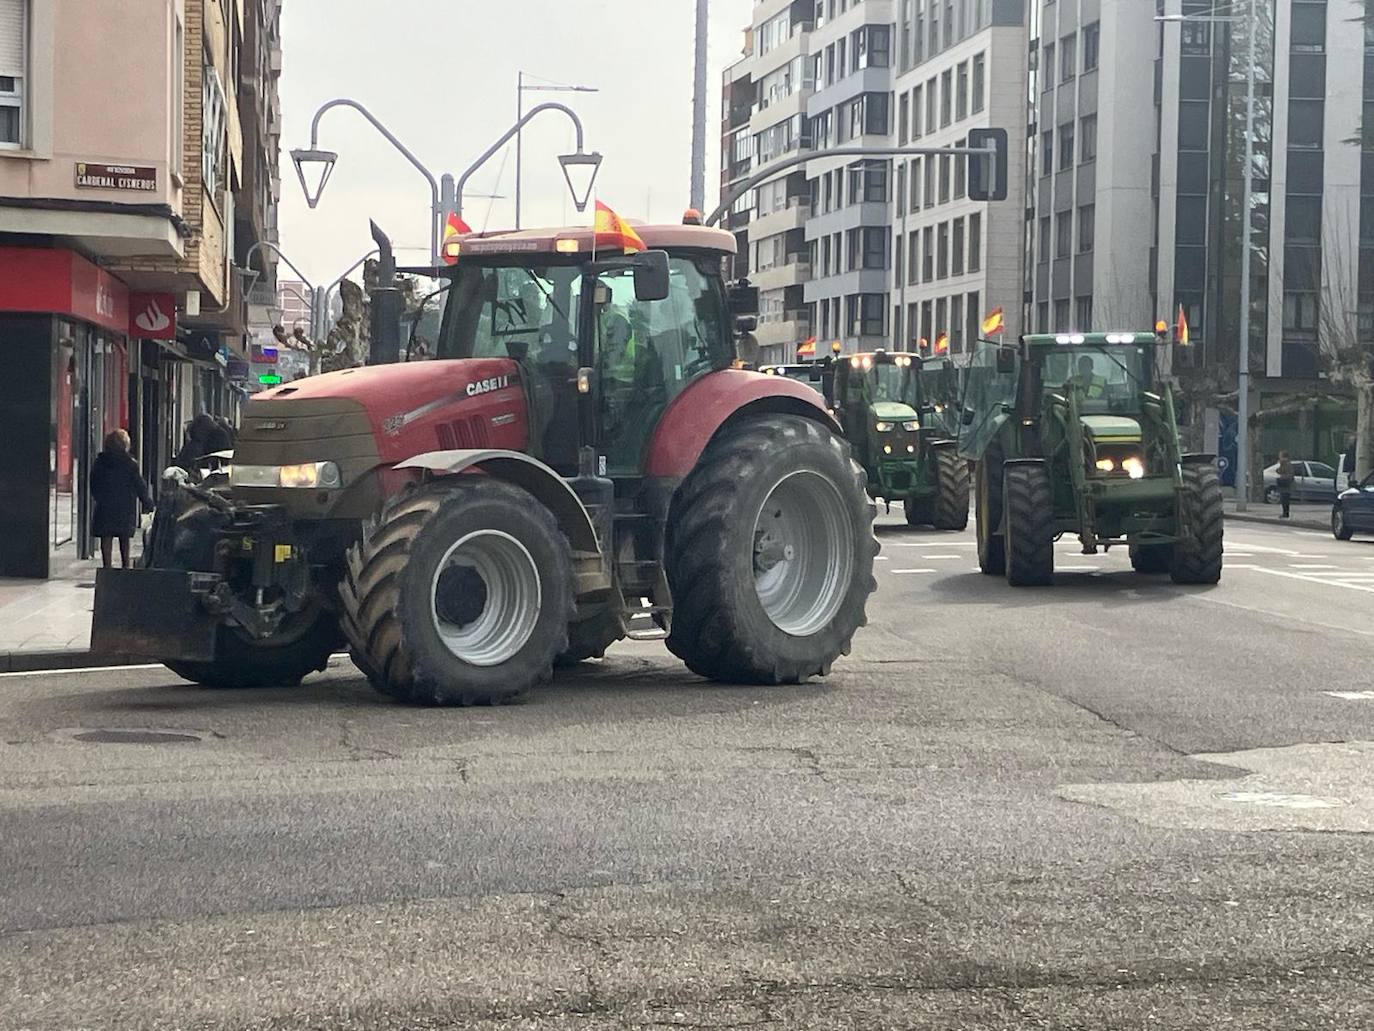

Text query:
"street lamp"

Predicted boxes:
[[1157, 1, 1256, 508], [516, 73, 598, 229]]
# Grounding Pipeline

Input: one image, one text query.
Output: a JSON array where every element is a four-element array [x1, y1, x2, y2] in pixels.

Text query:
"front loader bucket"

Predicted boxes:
[[91, 569, 220, 662]]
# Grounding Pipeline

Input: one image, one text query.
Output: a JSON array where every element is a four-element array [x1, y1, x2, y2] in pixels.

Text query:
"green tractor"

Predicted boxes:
[[958, 331, 1223, 586], [827, 350, 969, 530]]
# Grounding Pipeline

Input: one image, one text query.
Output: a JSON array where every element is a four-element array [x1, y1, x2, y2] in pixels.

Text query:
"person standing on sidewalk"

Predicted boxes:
[[90, 429, 154, 570], [1276, 450, 1295, 519]]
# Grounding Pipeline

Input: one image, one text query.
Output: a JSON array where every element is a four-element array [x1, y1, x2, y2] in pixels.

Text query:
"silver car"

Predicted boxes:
[[1262, 460, 1338, 504]]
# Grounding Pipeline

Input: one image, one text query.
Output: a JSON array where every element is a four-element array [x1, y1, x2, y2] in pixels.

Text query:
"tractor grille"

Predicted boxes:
[[436, 416, 490, 450]]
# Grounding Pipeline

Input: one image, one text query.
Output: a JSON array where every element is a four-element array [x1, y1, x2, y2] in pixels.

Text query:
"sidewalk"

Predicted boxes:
[[0, 549, 142, 672], [1224, 498, 1330, 532]]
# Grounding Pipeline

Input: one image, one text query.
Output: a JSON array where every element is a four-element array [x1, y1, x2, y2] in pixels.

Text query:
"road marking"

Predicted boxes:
[[1057, 565, 1098, 572], [922, 554, 962, 559], [1325, 690, 1374, 700], [875, 555, 889, 561], [1218, 790, 1344, 810], [1290, 563, 1340, 570], [887, 541, 977, 547], [1186, 592, 1374, 638], [1228, 563, 1374, 593], [0, 663, 164, 679], [1224, 539, 1329, 558], [891, 568, 937, 574]]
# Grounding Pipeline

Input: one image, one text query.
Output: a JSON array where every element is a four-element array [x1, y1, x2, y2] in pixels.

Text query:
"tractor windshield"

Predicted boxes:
[[866, 364, 915, 406], [1041, 345, 1152, 413], [435, 262, 583, 364]]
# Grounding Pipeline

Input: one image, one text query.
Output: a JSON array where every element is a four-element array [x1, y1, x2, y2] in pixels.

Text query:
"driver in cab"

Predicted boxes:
[[601, 302, 666, 416], [1066, 355, 1106, 400]]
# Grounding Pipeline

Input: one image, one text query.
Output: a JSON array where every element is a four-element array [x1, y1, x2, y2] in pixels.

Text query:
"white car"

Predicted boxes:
[[1262, 460, 1338, 504]]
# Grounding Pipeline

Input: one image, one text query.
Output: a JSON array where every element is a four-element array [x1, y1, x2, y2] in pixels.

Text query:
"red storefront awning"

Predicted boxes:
[[0, 246, 130, 336]]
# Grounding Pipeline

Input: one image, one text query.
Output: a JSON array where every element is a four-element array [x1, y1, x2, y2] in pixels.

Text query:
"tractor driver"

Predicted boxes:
[[1066, 354, 1106, 400], [600, 302, 667, 460]]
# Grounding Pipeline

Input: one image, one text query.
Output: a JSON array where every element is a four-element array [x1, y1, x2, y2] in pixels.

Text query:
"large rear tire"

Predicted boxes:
[[904, 492, 934, 527], [1004, 464, 1055, 587], [1170, 462, 1224, 584], [153, 491, 338, 689], [975, 449, 1006, 575], [341, 479, 576, 705], [931, 447, 970, 531], [664, 415, 877, 684]]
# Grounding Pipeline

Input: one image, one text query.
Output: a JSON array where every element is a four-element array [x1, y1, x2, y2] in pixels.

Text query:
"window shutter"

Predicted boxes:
[[0, 0, 24, 78]]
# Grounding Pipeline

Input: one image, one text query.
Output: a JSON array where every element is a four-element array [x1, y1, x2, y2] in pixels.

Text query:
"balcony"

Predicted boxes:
[[752, 257, 812, 292], [755, 310, 814, 351], [750, 198, 810, 238]]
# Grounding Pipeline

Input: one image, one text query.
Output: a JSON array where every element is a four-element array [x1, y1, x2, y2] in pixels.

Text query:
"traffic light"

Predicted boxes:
[[967, 128, 1008, 202]]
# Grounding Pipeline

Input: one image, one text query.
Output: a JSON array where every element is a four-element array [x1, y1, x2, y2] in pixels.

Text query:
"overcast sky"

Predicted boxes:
[[277, 0, 753, 283]]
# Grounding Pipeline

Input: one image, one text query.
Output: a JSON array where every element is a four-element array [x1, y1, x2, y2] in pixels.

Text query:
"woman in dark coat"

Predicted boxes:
[[90, 428, 154, 569]]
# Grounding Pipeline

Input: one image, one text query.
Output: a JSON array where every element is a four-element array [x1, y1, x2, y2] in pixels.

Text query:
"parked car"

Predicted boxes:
[[1332, 472, 1374, 540], [1262, 460, 1338, 504]]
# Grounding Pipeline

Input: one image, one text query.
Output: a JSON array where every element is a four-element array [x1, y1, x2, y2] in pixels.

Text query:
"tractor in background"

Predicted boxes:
[[957, 330, 1223, 586], [94, 219, 879, 704]]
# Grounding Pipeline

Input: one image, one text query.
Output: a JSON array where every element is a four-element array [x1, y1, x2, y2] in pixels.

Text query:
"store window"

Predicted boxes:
[[0, 0, 27, 148]]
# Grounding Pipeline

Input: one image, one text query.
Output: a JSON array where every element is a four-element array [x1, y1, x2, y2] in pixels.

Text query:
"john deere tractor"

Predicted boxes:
[[958, 331, 1223, 586], [94, 219, 878, 704]]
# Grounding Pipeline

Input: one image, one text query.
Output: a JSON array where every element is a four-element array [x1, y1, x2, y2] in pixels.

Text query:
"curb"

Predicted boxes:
[[1224, 512, 1328, 533], [0, 651, 147, 674]]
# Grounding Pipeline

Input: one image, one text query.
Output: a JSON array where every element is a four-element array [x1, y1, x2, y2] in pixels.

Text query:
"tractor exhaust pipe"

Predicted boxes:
[[368, 220, 403, 366]]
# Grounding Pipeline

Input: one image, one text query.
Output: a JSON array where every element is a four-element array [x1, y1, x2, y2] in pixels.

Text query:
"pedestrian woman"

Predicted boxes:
[[1276, 450, 1295, 519], [90, 428, 154, 569]]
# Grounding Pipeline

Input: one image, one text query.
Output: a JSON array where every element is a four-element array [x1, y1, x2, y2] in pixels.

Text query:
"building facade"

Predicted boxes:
[[0, 0, 284, 577]]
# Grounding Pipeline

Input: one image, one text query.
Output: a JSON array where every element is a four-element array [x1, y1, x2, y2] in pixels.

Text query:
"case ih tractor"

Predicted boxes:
[[94, 221, 878, 704], [958, 330, 1223, 587], [762, 352, 968, 530]]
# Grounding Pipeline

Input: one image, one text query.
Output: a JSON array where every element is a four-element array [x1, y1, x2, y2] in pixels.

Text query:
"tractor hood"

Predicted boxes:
[[1081, 415, 1142, 444], [871, 401, 919, 423]]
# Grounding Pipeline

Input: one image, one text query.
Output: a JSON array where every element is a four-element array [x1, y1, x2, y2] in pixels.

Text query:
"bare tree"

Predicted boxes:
[[1315, 216, 1374, 479]]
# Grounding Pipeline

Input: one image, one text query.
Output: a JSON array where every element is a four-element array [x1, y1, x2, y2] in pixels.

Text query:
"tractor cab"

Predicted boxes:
[[831, 351, 922, 468], [760, 362, 829, 397]]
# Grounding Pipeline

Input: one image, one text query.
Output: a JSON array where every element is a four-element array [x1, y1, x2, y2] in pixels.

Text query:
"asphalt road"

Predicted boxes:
[[2, 514, 1372, 1030]]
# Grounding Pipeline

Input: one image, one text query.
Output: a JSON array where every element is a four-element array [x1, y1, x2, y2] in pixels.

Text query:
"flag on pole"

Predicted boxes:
[[441, 212, 472, 265], [1175, 304, 1190, 345], [594, 201, 647, 254], [981, 306, 1005, 336], [797, 336, 817, 358], [934, 332, 950, 355]]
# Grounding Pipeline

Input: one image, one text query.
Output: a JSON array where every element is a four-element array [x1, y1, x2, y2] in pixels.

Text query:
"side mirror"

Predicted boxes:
[[995, 347, 1016, 374], [728, 280, 760, 316], [961, 407, 976, 426], [633, 249, 671, 302], [735, 316, 758, 333]]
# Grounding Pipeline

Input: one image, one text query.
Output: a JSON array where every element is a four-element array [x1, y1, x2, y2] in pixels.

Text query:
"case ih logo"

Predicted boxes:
[[466, 375, 511, 397]]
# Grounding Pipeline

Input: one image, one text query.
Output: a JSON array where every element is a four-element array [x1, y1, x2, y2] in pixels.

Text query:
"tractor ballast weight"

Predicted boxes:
[[93, 220, 878, 703], [957, 331, 1223, 586]]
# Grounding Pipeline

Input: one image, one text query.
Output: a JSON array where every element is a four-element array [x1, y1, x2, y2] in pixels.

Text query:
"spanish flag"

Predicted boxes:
[[934, 332, 950, 355], [594, 200, 647, 254], [797, 336, 817, 358], [441, 212, 472, 266], [981, 306, 1005, 336], [1176, 304, 1190, 345]]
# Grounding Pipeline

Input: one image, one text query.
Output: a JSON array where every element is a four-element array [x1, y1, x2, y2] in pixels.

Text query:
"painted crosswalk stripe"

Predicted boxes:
[[1290, 564, 1340, 570], [922, 554, 962, 559], [891, 568, 937, 574], [1228, 563, 1374, 593], [1324, 690, 1374, 700]]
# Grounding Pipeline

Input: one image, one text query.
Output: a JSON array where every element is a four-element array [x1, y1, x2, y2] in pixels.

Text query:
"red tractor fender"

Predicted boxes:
[[644, 369, 840, 479], [397, 449, 600, 554]]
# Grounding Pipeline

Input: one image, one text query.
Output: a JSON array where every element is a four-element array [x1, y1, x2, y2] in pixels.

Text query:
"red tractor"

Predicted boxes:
[[94, 220, 878, 705]]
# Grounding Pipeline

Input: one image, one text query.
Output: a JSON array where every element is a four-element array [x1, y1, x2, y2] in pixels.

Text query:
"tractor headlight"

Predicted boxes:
[[1095, 458, 1115, 473], [875, 421, 895, 433], [232, 461, 342, 489], [902, 420, 920, 432], [1122, 456, 1146, 480]]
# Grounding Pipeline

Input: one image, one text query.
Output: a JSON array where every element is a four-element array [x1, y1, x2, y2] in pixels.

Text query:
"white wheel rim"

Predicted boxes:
[[752, 470, 854, 637], [430, 530, 541, 667]]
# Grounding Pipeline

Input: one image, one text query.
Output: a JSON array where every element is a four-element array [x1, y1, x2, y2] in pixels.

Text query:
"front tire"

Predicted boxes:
[[931, 447, 970, 531], [1170, 462, 1224, 584], [1333, 506, 1355, 541], [341, 479, 576, 705], [1004, 464, 1055, 587], [665, 415, 877, 684], [975, 448, 1006, 575]]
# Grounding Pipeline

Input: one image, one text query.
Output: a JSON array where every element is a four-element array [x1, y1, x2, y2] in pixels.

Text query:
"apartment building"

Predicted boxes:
[[889, 0, 1028, 357], [0, 0, 284, 576]]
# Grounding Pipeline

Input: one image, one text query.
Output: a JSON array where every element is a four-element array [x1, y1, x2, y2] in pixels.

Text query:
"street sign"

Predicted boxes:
[[258, 373, 282, 386]]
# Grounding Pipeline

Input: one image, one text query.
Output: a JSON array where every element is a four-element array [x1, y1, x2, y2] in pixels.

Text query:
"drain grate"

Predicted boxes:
[[74, 729, 202, 745]]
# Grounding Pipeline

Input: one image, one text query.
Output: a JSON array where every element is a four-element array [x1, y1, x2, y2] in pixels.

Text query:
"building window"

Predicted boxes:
[[171, 15, 185, 177], [956, 61, 968, 120], [908, 231, 920, 284], [912, 84, 923, 138], [899, 92, 910, 145], [951, 294, 965, 351], [847, 227, 887, 270], [896, 163, 908, 213], [926, 76, 937, 130], [1286, 195, 1322, 242], [1042, 43, 1055, 91], [854, 293, 886, 337], [1291, 2, 1326, 51], [910, 158, 921, 212], [202, 42, 228, 203], [909, 302, 921, 345], [1082, 22, 1099, 71], [1041, 130, 1054, 175], [939, 154, 951, 203], [1055, 211, 1072, 256], [954, 136, 966, 197], [965, 290, 980, 348], [940, 69, 953, 126], [1078, 204, 1095, 252], [1059, 122, 1075, 170], [1053, 299, 1070, 331], [1080, 114, 1097, 163], [972, 52, 986, 113], [924, 155, 935, 205], [1060, 33, 1076, 82], [936, 296, 948, 342], [1039, 216, 1051, 262], [893, 304, 903, 347], [1178, 101, 1209, 151], [1037, 302, 1049, 332], [969, 212, 982, 271], [952, 216, 965, 275], [923, 226, 934, 280], [937, 221, 949, 278], [1283, 291, 1319, 331], [1075, 295, 1093, 331], [0, 0, 27, 148], [1287, 99, 1324, 149], [895, 232, 905, 283]]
